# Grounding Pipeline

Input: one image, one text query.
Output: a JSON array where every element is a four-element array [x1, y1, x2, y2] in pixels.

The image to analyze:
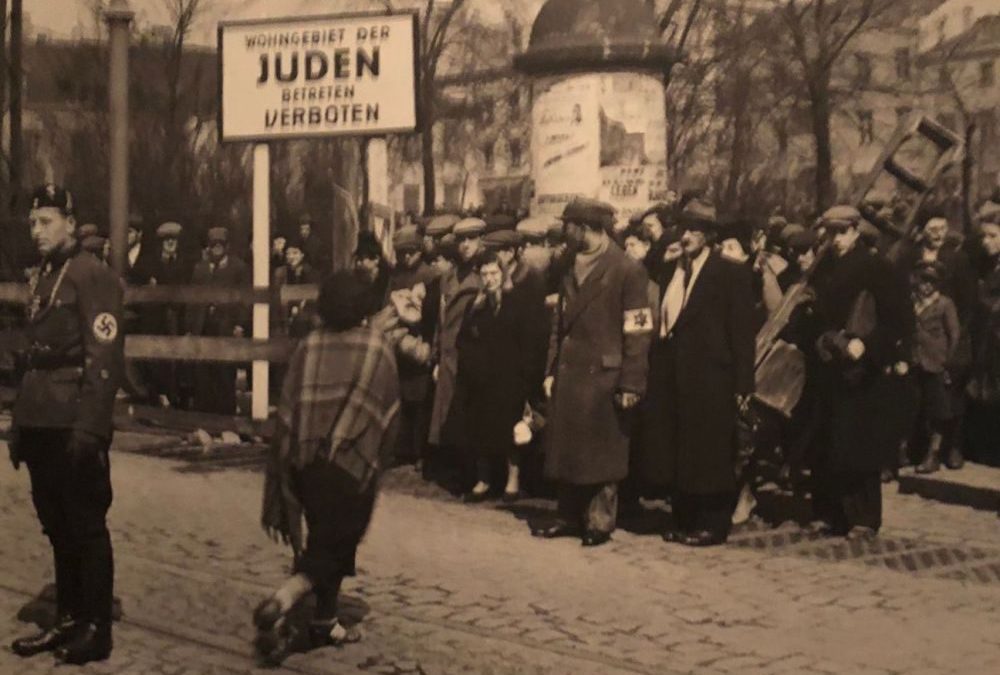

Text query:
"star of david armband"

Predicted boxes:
[[623, 307, 653, 335]]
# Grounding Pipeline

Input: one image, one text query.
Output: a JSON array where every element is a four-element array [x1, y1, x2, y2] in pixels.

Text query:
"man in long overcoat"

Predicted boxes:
[[809, 206, 911, 539], [429, 218, 484, 458], [639, 199, 755, 546], [185, 226, 251, 414], [532, 198, 653, 547]]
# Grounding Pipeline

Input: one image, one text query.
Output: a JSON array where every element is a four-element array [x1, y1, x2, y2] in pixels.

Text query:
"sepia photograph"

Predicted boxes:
[[0, 0, 998, 673]]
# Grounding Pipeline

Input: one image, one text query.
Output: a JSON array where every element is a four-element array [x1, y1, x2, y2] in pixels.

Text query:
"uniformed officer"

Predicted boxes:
[[9, 184, 124, 664]]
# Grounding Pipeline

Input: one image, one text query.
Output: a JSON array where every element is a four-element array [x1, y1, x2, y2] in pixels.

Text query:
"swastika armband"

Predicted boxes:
[[92, 313, 119, 343], [623, 308, 653, 334]]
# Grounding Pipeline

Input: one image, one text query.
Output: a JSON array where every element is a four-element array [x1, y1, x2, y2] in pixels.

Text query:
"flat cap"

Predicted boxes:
[[786, 229, 818, 253], [678, 198, 718, 229], [157, 221, 183, 238], [819, 205, 863, 229], [517, 216, 559, 242], [207, 226, 229, 243], [453, 217, 487, 237], [767, 215, 788, 228], [77, 223, 100, 239], [485, 213, 516, 233], [560, 197, 616, 231], [425, 213, 461, 237], [30, 183, 75, 215], [780, 223, 806, 243], [393, 225, 423, 253], [81, 235, 107, 255], [434, 233, 457, 258], [976, 200, 1000, 225], [484, 229, 522, 250]]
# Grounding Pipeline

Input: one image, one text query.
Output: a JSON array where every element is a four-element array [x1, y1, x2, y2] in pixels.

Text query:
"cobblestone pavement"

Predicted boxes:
[[0, 439, 998, 675]]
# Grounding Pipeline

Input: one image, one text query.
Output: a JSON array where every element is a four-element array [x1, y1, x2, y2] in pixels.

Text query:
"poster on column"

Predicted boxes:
[[218, 11, 419, 142], [596, 73, 668, 225], [531, 75, 601, 216]]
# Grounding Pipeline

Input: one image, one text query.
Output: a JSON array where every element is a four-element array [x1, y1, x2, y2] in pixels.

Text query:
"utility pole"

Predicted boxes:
[[9, 0, 22, 211], [104, 0, 134, 276]]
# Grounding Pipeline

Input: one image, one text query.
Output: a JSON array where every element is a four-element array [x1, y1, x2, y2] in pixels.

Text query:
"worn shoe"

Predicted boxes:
[[462, 490, 491, 504], [944, 447, 965, 470], [501, 490, 522, 504], [581, 530, 611, 547], [530, 522, 579, 539], [679, 530, 726, 547], [915, 453, 941, 474], [53, 622, 111, 665], [11, 617, 78, 657], [846, 526, 878, 541], [308, 619, 362, 648], [661, 529, 684, 543]]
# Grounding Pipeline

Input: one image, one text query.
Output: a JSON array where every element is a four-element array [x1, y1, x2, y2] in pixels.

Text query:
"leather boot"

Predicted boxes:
[[915, 448, 940, 474], [54, 622, 112, 665], [945, 446, 965, 470], [11, 616, 78, 657]]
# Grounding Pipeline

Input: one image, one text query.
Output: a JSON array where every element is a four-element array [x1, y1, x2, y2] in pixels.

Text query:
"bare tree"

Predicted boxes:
[[383, 0, 470, 215], [777, 0, 902, 211]]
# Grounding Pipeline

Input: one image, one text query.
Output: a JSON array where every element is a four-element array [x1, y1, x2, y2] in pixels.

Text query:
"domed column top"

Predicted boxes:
[[514, 0, 678, 74]]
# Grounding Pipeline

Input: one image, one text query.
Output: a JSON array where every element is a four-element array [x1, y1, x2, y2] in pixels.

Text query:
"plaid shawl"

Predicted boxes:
[[262, 326, 400, 554]]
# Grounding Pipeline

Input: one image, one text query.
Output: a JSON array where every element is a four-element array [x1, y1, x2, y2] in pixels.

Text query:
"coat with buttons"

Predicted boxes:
[[13, 248, 125, 439], [544, 243, 652, 485]]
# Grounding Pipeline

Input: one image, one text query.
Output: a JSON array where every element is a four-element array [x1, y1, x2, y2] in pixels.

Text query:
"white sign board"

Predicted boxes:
[[219, 11, 418, 142]]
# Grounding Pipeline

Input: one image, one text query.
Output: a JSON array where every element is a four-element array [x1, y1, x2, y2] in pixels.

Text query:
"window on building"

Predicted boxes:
[[855, 53, 873, 88], [483, 142, 495, 169], [509, 138, 523, 167], [858, 110, 875, 145], [980, 61, 995, 87]]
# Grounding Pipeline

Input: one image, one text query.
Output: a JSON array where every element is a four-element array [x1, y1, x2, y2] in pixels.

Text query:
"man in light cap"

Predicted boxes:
[[186, 226, 251, 414], [10, 184, 123, 664], [144, 222, 192, 408], [637, 199, 755, 546], [429, 218, 485, 481], [532, 198, 653, 546], [808, 205, 910, 539]]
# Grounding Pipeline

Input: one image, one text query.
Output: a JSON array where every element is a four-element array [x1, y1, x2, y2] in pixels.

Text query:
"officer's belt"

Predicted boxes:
[[21, 349, 83, 371]]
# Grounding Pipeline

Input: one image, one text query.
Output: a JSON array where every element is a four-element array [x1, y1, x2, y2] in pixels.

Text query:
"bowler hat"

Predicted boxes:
[[81, 235, 106, 255], [678, 198, 718, 230], [77, 223, 100, 239]]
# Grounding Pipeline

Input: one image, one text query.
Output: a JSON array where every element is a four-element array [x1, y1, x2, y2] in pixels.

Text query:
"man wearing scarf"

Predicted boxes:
[[532, 198, 653, 547], [255, 271, 400, 664]]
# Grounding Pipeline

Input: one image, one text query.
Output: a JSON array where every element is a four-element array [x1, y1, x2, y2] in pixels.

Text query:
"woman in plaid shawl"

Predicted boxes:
[[254, 271, 400, 663]]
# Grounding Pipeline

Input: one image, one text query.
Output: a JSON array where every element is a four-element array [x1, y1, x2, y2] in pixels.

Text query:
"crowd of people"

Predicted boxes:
[[6, 180, 1000, 666]]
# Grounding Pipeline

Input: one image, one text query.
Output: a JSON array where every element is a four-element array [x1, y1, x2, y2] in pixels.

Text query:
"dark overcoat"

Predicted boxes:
[[638, 251, 755, 495], [449, 287, 534, 457], [544, 242, 652, 485], [812, 245, 911, 473], [429, 265, 481, 445], [185, 255, 251, 336]]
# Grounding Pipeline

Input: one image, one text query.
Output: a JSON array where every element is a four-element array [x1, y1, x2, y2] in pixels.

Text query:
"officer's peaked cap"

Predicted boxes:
[[30, 183, 75, 215]]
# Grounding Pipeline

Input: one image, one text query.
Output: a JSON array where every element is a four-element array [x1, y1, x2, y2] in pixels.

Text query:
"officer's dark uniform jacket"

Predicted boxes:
[[13, 246, 125, 439]]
